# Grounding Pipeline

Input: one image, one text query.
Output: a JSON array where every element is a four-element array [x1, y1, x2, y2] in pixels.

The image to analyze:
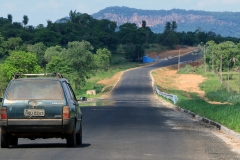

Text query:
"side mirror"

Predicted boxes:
[[79, 97, 87, 101], [0, 98, 2, 102]]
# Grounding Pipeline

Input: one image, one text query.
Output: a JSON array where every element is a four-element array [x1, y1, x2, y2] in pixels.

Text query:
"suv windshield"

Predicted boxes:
[[7, 79, 64, 100]]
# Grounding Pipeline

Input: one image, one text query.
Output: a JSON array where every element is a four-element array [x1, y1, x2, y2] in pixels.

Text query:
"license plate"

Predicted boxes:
[[24, 109, 45, 117]]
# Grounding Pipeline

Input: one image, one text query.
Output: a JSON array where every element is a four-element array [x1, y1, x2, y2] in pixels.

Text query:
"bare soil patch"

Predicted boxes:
[[152, 60, 205, 97], [153, 61, 230, 104]]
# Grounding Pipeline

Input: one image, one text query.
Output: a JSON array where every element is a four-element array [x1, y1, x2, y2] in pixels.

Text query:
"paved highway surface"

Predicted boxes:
[[1, 53, 240, 160]]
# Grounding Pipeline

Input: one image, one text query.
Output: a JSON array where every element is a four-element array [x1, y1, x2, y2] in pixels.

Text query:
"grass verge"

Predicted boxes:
[[155, 64, 240, 133]]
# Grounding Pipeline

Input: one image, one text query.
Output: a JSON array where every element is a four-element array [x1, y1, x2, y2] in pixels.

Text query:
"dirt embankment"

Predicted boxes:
[[153, 61, 230, 104], [148, 47, 199, 59], [152, 61, 205, 97]]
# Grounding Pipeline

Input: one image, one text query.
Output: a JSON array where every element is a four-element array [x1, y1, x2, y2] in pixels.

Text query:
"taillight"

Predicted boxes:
[[63, 106, 70, 119], [0, 107, 7, 120]]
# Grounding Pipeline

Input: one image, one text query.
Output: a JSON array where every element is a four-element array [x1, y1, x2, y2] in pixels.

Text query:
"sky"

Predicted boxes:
[[1, 0, 240, 27]]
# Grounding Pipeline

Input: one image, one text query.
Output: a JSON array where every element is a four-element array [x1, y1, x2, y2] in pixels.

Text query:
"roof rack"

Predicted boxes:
[[13, 72, 63, 79]]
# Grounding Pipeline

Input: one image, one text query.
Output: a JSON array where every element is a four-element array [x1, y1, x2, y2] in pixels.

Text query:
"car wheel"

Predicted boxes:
[[9, 137, 18, 146], [76, 123, 82, 145], [66, 129, 76, 147], [1, 133, 9, 148]]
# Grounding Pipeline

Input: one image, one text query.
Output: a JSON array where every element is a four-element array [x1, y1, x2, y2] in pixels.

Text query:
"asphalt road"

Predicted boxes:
[[1, 53, 240, 160]]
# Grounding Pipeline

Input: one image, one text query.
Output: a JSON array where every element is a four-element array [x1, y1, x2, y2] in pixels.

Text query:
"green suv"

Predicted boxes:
[[0, 73, 82, 148]]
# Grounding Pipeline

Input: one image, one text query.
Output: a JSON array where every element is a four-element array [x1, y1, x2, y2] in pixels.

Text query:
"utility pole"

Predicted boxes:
[[239, 67, 240, 94], [212, 51, 214, 73], [204, 45, 206, 72], [178, 47, 181, 70], [220, 54, 223, 84]]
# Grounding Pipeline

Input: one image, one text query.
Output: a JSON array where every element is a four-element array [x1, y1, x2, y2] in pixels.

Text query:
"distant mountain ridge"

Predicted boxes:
[[91, 6, 240, 38]]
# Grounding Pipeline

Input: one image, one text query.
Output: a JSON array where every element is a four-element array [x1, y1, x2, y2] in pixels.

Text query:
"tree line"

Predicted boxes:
[[204, 41, 240, 72]]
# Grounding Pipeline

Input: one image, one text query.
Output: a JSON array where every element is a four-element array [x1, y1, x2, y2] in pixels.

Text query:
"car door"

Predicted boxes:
[[63, 82, 81, 131]]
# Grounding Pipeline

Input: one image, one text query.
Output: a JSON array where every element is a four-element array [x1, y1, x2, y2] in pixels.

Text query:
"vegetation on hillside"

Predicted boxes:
[[0, 10, 240, 97]]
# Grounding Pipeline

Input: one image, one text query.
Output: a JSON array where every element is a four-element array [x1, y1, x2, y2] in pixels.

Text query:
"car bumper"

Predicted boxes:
[[0, 119, 75, 136]]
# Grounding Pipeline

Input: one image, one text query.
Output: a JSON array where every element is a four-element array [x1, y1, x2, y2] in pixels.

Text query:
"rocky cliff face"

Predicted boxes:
[[99, 12, 229, 27], [92, 7, 240, 37]]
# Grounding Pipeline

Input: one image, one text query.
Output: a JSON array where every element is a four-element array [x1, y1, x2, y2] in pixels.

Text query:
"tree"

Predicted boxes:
[[117, 23, 139, 44], [162, 21, 179, 49], [142, 20, 146, 28], [22, 15, 29, 27], [46, 56, 71, 73], [44, 45, 63, 62], [0, 63, 9, 95], [0, 37, 22, 58], [206, 40, 217, 72], [27, 42, 47, 68], [69, 10, 81, 23], [134, 44, 144, 62], [161, 32, 179, 49], [63, 41, 95, 88], [171, 21, 177, 32], [0, 33, 5, 57], [123, 43, 135, 61], [7, 14, 12, 23], [5, 37, 22, 50], [94, 48, 111, 71], [164, 22, 171, 32], [1, 51, 41, 80], [139, 20, 155, 44], [123, 44, 144, 62]]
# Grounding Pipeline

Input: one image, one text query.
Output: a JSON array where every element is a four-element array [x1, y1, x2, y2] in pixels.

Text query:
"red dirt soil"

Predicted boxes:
[[148, 47, 199, 59]]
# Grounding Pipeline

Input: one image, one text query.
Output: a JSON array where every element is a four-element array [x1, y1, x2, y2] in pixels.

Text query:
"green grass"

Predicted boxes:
[[222, 72, 240, 93], [158, 65, 240, 133], [177, 92, 240, 132]]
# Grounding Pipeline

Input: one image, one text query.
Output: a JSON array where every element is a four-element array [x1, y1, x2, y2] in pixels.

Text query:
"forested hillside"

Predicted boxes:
[[91, 6, 240, 38]]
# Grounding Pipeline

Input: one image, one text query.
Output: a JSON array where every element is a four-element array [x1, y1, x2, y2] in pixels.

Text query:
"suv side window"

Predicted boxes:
[[64, 82, 77, 101]]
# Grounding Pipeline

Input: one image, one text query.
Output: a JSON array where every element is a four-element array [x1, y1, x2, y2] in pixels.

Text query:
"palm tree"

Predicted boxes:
[[227, 56, 238, 91], [230, 57, 238, 68], [206, 40, 216, 72], [22, 15, 29, 27], [142, 20, 146, 28], [7, 14, 12, 23], [164, 22, 171, 32], [171, 21, 177, 32], [69, 10, 81, 23], [230, 56, 239, 92]]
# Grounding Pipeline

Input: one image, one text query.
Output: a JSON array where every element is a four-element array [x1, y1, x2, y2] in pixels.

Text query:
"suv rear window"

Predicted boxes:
[[7, 80, 64, 100]]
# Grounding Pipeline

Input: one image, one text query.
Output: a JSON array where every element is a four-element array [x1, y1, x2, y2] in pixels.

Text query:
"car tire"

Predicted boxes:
[[9, 137, 18, 146], [66, 129, 76, 147], [76, 123, 82, 145], [1, 133, 9, 148]]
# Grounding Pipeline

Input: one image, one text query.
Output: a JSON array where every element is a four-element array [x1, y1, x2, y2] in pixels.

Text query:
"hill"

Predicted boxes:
[[91, 6, 240, 38]]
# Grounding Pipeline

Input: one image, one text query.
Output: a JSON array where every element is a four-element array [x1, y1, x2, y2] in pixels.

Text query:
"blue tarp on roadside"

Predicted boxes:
[[143, 56, 154, 63]]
